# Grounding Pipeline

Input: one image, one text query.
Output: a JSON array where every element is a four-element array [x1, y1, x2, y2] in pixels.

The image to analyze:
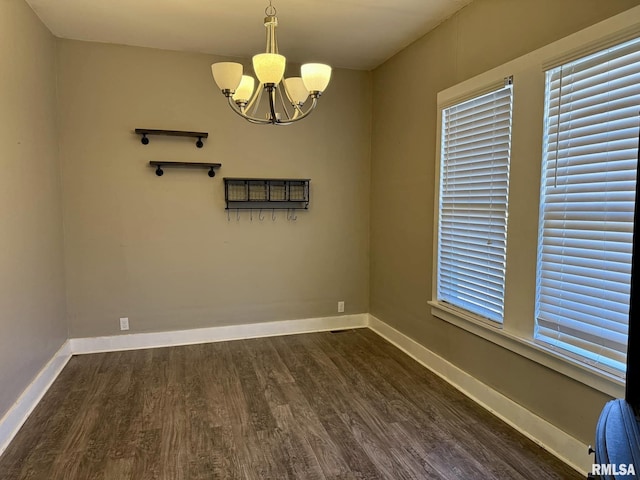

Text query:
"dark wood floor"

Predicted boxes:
[[0, 328, 582, 479]]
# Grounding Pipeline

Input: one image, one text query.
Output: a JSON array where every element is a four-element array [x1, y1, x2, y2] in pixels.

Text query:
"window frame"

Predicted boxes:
[[429, 9, 640, 397]]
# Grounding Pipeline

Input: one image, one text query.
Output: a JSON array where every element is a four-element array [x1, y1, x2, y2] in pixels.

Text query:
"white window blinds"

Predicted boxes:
[[437, 83, 514, 323], [535, 36, 640, 376]]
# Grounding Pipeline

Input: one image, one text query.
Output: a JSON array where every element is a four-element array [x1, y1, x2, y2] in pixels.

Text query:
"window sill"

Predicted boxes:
[[428, 300, 625, 398]]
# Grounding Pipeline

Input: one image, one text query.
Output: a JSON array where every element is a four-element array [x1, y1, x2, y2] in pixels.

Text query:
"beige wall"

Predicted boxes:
[[56, 40, 371, 338], [0, 0, 67, 419], [370, 0, 640, 445]]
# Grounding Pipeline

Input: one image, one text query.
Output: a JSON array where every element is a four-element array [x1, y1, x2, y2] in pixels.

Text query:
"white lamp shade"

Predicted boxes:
[[301, 63, 332, 93], [211, 62, 243, 91], [232, 75, 256, 103], [284, 77, 309, 105], [252, 53, 286, 85]]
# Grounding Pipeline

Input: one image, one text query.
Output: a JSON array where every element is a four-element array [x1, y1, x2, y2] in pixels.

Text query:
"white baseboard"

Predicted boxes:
[[70, 314, 368, 354], [367, 314, 590, 475], [0, 341, 72, 457]]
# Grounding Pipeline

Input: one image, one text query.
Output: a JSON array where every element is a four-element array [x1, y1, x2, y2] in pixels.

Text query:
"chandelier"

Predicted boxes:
[[210, 1, 332, 125]]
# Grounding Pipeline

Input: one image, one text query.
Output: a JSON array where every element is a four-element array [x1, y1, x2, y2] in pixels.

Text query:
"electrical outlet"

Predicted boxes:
[[338, 301, 345, 313], [119, 317, 129, 331]]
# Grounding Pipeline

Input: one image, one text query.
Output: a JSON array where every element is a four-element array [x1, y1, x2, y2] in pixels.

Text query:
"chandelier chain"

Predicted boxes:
[[265, 0, 277, 17]]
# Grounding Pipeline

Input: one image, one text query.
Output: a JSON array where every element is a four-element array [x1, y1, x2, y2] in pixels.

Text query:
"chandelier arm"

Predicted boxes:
[[280, 80, 306, 119], [281, 80, 295, 119], [226, 97, 272, 125], [271, 96, 319, 125], [277, 87, 293, 121], [291, 103, 305, 119], [247, 85, 264, 116], [267, 85, 278, 124], [224, 96, 319, 126]]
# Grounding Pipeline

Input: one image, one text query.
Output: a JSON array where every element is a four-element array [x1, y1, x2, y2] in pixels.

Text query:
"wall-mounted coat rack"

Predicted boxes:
[[150, 161, 221, 177], [224, 178, 310, 210], [135, 129, 208, 148]]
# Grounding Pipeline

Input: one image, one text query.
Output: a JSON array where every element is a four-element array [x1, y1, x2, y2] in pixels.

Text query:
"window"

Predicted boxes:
[[437, 82, 514, 323], [535, 36, 640, 376], [432, 13, 640, 395]]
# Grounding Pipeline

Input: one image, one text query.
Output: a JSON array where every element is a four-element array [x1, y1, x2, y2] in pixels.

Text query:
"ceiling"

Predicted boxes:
[[25, 0, 473, 70]]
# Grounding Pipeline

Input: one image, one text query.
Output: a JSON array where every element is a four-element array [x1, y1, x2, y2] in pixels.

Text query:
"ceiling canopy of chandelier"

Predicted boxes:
[[211, 1, 332, 126]]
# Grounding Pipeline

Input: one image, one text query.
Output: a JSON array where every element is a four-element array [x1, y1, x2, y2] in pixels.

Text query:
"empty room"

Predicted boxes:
[[1, 0, 640, 478]]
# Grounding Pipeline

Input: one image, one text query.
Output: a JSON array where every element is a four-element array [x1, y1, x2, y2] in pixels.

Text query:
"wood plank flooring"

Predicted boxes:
[[0, 328, 582, 479]]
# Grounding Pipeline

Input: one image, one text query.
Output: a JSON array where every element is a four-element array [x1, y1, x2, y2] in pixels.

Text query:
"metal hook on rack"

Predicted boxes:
[[250, 209, 253, 222], [227, 209, 230, 222], [236, 209, 240, 222], [272, 209, 277, 222], [259, 209, 265, 221]]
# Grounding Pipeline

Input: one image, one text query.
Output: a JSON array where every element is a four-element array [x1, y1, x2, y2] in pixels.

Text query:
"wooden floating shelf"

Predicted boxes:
[[149, 161, 221, 177], [135, 129, 209, 148]]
